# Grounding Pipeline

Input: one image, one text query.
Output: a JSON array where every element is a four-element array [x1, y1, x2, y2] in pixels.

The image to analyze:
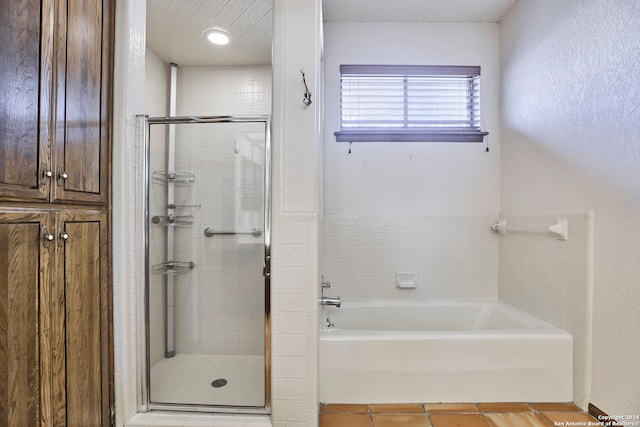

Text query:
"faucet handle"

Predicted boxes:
[[321, 276, 331, 289]]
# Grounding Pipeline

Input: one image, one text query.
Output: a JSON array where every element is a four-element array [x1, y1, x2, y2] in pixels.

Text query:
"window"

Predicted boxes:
[[334, 64, 489, 142]]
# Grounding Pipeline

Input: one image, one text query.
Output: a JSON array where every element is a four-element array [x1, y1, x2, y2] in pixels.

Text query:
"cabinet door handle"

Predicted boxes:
[[41, 164, 53, 187], [58, 229, 69, 247], [56, 166, 69, 186], [42, 166, 53, 179], [42, 227, 55, 248]]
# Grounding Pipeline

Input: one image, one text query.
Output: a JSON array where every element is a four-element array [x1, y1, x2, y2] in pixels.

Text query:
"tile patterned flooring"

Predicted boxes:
[[320, 402, 600, 427]]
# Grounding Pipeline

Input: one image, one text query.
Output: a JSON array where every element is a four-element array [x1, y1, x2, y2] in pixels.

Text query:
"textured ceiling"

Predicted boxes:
[[323, 0, 517, 23], [146, 0, 517, 67], [146, 0, 272, 67]]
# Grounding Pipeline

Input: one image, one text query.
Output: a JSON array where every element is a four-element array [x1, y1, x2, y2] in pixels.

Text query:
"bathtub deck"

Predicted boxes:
[[319, 402, 599, 427]]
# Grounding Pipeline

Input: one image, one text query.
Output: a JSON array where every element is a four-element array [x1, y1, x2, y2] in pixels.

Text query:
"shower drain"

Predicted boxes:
[[211, 378, 228, 388]]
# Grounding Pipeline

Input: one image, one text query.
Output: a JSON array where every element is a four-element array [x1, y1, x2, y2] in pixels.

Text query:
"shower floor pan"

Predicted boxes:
[[150, 354, 265, 407]]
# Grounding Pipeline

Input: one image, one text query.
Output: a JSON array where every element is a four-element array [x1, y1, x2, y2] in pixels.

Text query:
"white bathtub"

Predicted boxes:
[[319, 300, 573, 404]]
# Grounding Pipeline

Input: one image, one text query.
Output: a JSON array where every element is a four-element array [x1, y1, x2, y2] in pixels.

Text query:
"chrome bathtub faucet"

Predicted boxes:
[[321, 296, 341, 307]]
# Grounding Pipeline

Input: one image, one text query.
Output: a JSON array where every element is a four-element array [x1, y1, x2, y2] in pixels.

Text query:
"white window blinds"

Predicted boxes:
[[335, 65, 489, 142]]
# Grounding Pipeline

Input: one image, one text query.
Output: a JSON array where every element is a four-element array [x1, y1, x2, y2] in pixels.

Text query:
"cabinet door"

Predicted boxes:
[[0, 0, 53, 202], [51, 211, 111, 426], [52, 0, 112, 205], [0, 210, 52, 426]]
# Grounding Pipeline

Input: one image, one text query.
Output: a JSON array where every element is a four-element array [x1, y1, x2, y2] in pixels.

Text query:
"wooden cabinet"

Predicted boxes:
[[0, 209, 111, 426], [53, 211, 111, 426], [0, 0, 113, 425], [0, 0, 112, 205], [0, 0, 53, 202], [52, 0, 112, 204], [0, 211, 51, 426]]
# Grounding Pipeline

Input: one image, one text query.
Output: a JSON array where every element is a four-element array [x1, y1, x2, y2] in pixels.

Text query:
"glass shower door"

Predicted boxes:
[[145, 116, 270, 411]]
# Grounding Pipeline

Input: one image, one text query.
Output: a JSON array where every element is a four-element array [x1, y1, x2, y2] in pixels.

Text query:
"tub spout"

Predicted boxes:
[[321, 296, 341, 308]]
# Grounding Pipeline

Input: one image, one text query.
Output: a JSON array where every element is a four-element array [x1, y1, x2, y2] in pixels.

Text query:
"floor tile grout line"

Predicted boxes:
[[482, 413, 496, 427], [534, 410, 556, 427], [526, 402, 570, 427], [474, 402, 482, 414], [526, 404, 550, 426], [425, 411, 433, 427]]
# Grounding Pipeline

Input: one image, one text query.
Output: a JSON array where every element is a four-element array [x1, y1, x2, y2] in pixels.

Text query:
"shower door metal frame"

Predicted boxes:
[[139, 114, 272, 414]]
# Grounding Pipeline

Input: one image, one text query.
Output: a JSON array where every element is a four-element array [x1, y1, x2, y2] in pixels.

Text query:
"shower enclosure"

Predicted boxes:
[[140, 115, 271, 413]]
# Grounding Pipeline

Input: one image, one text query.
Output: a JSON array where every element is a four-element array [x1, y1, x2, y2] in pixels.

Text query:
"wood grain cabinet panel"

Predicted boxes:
[[52, 0, 112, 204], [0, 0, 53, 202], [52, 212, 110, 426], [0, 211, 52, 427]]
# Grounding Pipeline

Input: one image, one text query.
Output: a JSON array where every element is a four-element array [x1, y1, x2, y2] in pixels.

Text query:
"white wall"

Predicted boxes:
[[500, 0, 640, 415], [323, 22, 500, 216], [322, 22, 501, 302]]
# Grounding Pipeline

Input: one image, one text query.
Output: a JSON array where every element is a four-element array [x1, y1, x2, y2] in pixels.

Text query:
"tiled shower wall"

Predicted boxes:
[[176, 67, 272, 117], [322, 215, 499, 301], [146, 66, 272, 360], [172, 123, 266, 356], [498, 212, 593, 409]]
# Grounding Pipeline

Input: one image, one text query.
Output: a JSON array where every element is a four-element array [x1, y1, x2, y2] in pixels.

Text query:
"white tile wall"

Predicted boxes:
[[168, 123, 267, 356], [269, 1, 322, 426], [269, 218, 320, 427], [177, 67, 272, 117], [113, 0, 147, 425], [322, 215, 499, 301], [498, 212, 594, 408]]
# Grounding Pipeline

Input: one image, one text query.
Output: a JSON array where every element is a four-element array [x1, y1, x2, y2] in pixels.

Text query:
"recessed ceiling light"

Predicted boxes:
[[203, 27, 232, 46]]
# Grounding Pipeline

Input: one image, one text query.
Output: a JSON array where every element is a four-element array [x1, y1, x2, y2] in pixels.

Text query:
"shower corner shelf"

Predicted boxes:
[[152, 170, 196, 184], [152, 261, 196, 276], [151, 214, 195, 226]]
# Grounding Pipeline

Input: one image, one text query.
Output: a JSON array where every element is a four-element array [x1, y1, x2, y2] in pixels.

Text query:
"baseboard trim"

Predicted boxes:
[[589, 403, 623, 427]]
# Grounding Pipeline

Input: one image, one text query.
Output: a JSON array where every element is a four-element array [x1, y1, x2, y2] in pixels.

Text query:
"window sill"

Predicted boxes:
[[334, 130, 489, 143]]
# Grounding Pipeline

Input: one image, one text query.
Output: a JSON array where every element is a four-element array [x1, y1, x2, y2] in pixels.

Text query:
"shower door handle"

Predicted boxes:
[[263, 255, 271, 278]]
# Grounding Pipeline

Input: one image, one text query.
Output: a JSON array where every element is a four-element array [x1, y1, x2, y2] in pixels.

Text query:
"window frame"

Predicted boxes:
[[334, 64, 489, 143]]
